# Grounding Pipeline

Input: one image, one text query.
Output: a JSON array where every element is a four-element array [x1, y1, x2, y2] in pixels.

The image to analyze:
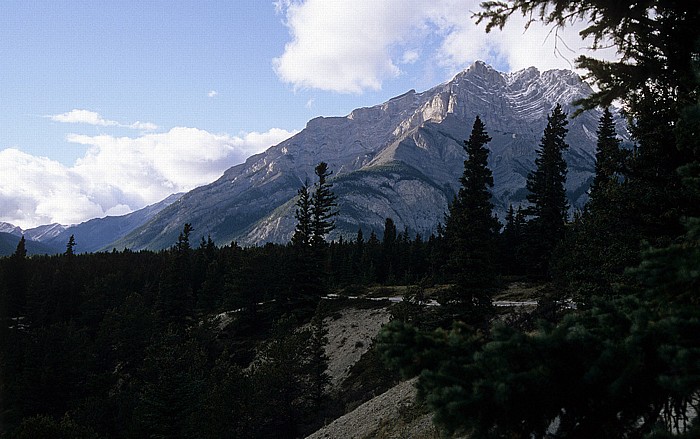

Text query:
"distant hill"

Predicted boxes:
[[0, 193, 182, 254], [40, 193, 183, 253], [0, 232, 62, 256]]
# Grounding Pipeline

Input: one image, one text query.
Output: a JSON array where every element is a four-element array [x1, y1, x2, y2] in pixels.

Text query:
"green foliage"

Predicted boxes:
[[376, 5, 700, 439], [11, 414, 99, 439], [523, 103, 570, 277], [552, 108, 638, 299], [292, 180, 313, 248], [443, 116, 499, 324], [311, 161, 339, 246], [382, 287, 700, 437], [134, 326, 208, 439]]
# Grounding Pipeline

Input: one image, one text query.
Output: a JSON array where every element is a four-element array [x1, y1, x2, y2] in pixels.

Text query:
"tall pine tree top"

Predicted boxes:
[[526, 103, 569, 229], [522, 103, 570, 277], [587, 107, 627, 215], [444, 116, 499, 319], [311, 162, 338, 247], [458, 115, 494, 213]]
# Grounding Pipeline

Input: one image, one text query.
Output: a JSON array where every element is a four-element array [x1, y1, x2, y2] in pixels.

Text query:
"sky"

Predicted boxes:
[[0, 0, 617, 229]]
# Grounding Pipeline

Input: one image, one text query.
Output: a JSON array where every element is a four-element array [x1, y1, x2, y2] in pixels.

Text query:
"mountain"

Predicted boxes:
[[0, 193, 182, 255], [24, 223, 67, 242], [43, 193, 184, 253], [0, 232, 62, 256], [0, 222, 23, 236], [111, 61, 628, 250]]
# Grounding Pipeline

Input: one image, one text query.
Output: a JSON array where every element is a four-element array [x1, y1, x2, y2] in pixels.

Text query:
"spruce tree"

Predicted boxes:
[[524, 103, 569, 276], [158, 224, 195, 325], [291, 181, 312, 248], [501, 205, 526, 276], [588, 107, 626, 211], [443, 115, 499, 323], [552, 108, 633, 298], [310, 162, 338, 247], [65, 235, 76, 257], [290, 163, 338, 308], [6, 236, 28, 317]]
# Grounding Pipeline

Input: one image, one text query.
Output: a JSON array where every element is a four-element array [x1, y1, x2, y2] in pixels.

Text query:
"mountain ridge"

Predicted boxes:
[[0, 193, 182, 254], [108, 60, 627, 250], [12, 61, 628, 252]]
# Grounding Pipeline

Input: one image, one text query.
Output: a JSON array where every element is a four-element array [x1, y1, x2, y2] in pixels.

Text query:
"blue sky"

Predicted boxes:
[[0, 0, 617, 229]]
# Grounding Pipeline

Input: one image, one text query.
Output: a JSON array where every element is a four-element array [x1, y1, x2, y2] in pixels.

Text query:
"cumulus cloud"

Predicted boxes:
[[0, 127, 296, 229], [273, 0, 425, 93], [208, 90, 218, 98], [48, 109, 159, 131], [273, 0, 619, 93]]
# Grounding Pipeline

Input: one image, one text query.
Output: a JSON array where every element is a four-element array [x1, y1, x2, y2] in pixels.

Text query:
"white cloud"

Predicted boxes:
[[50, 109, 119, 127], [401, 50, 420, 65], [273, 0, 427, 93], [208, 90, 218, 98], [48, 109, 159, 131], [129, 121, 160, 131], [0, 127, 297, 229], [273, 0, 620, 93]]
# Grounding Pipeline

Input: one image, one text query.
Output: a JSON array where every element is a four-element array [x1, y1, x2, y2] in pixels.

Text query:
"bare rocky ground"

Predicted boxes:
[[323, 306, 391, 391], [307, 283, 544, 438], [308, 304, 441, 438], [307, 378, 440, 439]]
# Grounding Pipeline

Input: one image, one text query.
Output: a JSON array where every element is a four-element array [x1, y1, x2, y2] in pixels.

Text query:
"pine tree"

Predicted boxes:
[[501, 205, 526, 276], [524, 103, 570, 276], [310, 162, 338, 247], [5, 236, 28, 317], [443, 116, 499, 323], [65, 234, 76, 257], [588, 107, 626, 211], [552, 108, 634, 298], [290, 163, 338, 308], [291, 181, 313, 248], [158, 224, 195, 325]]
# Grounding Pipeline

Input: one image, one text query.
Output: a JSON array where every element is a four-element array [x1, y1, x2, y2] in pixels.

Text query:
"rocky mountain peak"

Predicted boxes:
[[106, 61, 624, 250]]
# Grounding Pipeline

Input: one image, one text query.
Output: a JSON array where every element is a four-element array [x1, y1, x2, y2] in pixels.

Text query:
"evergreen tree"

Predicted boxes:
[[443, 116, 499, 323], [380, 217, 397, 283], [501, 205, 526, 276], [589, 107, 626, 208], [5, 236, 28, 317], [380, 3, 700, 437], [552, 108, 634, 298], [65, 234, 76, 257], [158, 224, 195, 325], [524, 103, 570, 276], [291, 181, 312, 248], [310, 162, 338, 247], [290, 163, 338, 308]]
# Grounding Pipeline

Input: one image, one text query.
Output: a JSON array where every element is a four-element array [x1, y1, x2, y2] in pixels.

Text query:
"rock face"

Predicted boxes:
[[111, 61, 628, 250]]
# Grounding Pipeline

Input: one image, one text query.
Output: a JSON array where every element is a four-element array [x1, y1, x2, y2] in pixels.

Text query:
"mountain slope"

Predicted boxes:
[[0, 194, 182, 254], [111, 61, 627, 250], [48, 193, 184, 253], [0, 232, 62, 256]]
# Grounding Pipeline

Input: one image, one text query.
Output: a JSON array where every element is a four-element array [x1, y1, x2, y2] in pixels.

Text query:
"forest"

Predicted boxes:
[[2, 0, 700, 438]]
